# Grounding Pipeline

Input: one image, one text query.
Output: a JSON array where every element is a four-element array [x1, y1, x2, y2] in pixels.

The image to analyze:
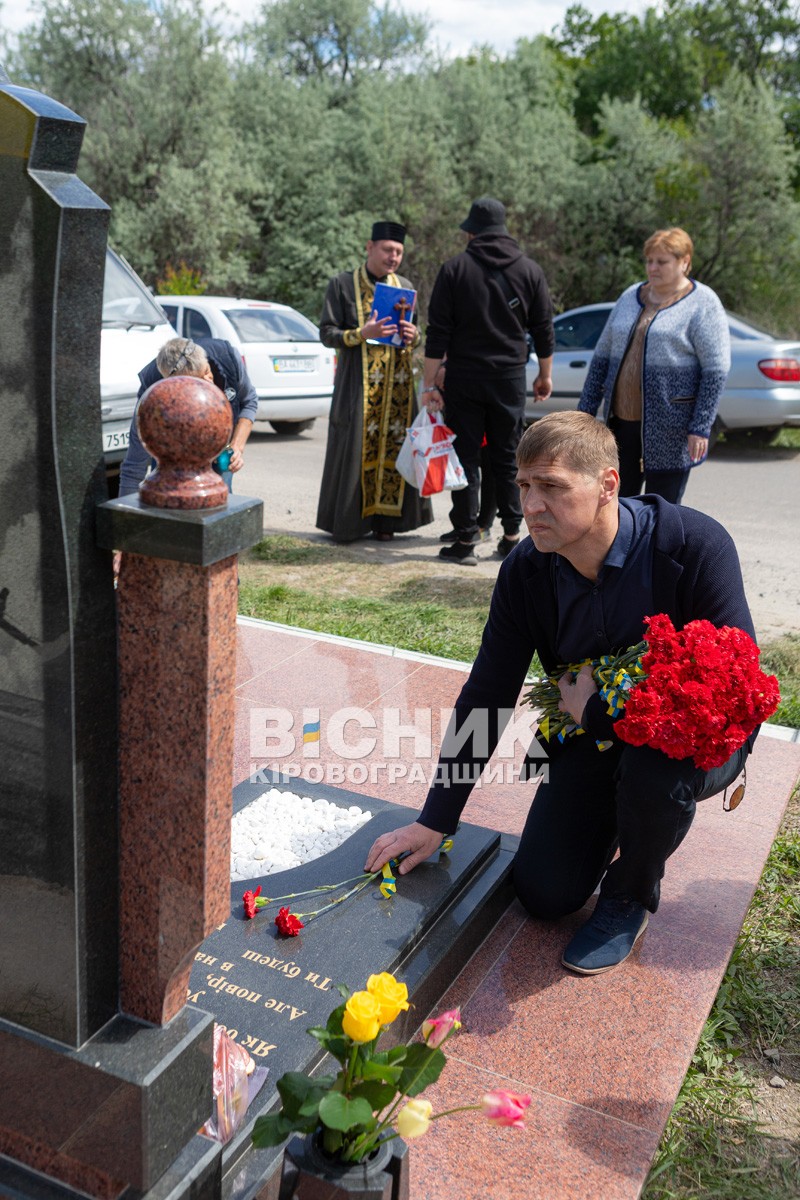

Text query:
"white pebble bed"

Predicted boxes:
[[230, 788, 372, 882]]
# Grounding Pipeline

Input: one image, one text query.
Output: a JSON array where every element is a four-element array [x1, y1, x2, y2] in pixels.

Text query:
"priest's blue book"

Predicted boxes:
[[368, 282, 417, 346]]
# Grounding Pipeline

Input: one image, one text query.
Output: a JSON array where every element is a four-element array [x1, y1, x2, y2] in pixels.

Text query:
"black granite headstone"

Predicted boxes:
[[0, 81, 219, 1200], [0, 82, 117, 1048]]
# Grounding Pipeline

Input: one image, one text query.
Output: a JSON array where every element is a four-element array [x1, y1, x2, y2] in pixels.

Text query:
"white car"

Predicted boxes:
[[526, 303, 800, 433], [158, 295, 335, 434], [101, 248, 175, 470]]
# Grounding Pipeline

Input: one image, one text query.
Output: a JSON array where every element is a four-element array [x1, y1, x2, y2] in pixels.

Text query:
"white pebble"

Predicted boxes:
[[230, 790, 372, 882]]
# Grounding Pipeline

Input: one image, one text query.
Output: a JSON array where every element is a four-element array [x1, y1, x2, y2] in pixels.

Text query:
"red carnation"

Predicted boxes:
[[275, 907, 304, 937], [243, 885, 262, 920], [616, 615, 780, 769]]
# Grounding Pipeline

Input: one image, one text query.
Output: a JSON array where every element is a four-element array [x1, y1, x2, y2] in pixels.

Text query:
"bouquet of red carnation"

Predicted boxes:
[[614, 614, 779, 769], [525, 614, 779, 771]]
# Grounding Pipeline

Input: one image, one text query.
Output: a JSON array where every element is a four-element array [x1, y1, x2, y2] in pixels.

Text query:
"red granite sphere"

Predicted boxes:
[[137, 375, 232, 467], [136, 376, 233, 509]]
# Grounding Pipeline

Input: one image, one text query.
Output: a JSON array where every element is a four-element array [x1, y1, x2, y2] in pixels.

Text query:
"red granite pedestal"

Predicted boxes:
[[117, 552, 239, 1023]]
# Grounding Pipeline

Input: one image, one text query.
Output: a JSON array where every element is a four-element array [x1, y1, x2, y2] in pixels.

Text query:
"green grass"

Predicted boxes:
[[718, 426, 800, 451], [642, 828, 800, 1200], [238, 580, 491, 662], [761, 634, 800, 729], [249, 534, 335, 566]]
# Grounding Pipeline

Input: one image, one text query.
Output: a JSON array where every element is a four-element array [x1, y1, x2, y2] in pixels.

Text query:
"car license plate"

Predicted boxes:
[[273, 357, 316, 372], [103, 428, 130, 451]]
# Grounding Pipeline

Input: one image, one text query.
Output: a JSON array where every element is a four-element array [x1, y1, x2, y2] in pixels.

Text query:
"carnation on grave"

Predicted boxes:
[[241, 835, 456, 934], [275, 907, 304, 937]]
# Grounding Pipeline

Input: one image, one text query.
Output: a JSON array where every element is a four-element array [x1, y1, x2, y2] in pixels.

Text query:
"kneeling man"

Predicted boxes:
[[366, 411, 757, 974]]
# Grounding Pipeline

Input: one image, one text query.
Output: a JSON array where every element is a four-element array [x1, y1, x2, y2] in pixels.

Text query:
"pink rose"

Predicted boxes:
[[421, 1008, 462, 1048], [482, 1089, 530, 1128]]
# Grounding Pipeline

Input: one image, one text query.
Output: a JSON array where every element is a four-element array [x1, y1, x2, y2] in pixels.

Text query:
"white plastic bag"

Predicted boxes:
[[396, 410, 467, 495], [395, 409, 427, 486]]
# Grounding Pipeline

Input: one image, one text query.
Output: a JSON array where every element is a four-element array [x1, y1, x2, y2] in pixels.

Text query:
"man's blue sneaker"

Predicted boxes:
[[562, 898, 649, 975]]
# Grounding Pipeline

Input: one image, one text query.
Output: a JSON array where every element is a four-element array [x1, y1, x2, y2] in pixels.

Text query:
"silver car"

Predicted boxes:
[[526, 303, 800, 433]]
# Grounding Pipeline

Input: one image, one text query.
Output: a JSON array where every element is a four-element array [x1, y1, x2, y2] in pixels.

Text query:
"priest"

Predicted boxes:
[[315, 221, 434, 542]]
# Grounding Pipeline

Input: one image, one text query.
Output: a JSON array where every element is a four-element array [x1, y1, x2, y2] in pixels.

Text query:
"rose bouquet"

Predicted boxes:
[[251, 971, 529, 1163], [525, 614, 779, 770]]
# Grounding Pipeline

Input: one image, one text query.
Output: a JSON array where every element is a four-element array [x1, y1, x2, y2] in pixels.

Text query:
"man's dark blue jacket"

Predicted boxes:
[[419, 495, 758, 833]]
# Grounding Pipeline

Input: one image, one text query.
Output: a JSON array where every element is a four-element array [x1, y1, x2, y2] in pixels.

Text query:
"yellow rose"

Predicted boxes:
[[366, 972, 410, 1025], [342, 990, 382, 1043], [397, 1098, 433, 1140]]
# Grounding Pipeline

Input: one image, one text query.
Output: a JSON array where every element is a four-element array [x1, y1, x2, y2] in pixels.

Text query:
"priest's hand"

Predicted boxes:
[[365, 822, 445, 875], [557, 664, 597, 725], [399, 319, 417, 345], [360, 308, 396, 340]]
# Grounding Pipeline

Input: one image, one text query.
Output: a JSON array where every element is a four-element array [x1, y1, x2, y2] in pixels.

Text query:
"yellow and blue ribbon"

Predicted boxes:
[[531, 651, 646, 752], [379, 862, 397, 898]]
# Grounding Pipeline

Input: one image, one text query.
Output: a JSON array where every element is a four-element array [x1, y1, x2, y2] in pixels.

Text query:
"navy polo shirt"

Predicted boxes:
[[554, 499, 656, 664]]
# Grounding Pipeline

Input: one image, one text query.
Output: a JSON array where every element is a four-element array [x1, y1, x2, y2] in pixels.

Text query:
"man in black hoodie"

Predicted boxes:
[[421, 197, 555, 564]]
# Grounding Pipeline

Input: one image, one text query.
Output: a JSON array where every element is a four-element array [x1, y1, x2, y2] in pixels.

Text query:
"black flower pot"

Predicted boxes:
[[278, 1129, 409, 1199]]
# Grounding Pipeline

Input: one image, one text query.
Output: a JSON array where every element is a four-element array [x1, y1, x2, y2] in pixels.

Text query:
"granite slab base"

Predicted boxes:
[[186, 774, 517, 1200], [0, 1135, 221, 1200], [0, 1007, 215, 1198]]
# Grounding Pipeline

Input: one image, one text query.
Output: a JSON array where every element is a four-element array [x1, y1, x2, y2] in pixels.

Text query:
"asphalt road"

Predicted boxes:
[[236, 419, 799, 643]]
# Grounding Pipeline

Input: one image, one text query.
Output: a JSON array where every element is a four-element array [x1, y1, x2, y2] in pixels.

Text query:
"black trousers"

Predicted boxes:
[[477, 442, 498, 530], [609, 416, 690, 505], [512, 734, 749, 918], [444, 372, 526, 540]]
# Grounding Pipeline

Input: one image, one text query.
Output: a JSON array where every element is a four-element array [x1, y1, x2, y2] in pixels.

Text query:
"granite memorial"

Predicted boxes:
[[0, 70, 517, 1200], [0, 77, 261, 1198]]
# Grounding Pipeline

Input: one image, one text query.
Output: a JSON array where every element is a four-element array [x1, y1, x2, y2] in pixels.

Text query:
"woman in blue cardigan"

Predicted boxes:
[[579, 228, 730, 503]]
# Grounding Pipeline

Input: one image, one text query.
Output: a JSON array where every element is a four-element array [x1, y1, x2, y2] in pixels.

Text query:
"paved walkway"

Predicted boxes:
[[234, 616, 800, 1200]]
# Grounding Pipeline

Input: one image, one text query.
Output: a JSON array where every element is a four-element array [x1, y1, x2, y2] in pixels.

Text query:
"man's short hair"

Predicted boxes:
[[517, 412, 619, 475], [156, 337, 209, 378]]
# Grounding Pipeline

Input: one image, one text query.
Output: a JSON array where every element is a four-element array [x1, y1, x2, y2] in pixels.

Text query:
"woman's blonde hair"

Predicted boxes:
[[643, 227, 693, 266]]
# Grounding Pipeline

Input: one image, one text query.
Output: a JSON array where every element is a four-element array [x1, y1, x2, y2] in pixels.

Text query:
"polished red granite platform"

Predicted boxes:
[[234, 616, 800, 1200]]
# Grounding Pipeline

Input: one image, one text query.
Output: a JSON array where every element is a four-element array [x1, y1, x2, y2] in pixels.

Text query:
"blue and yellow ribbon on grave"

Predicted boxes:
[[379, 835, 454, 897], [380, 862, 397, 898]]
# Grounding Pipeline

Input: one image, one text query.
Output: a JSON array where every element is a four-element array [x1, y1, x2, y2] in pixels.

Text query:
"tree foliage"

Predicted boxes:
[[5, 0, 800, 331], [555, 5, 707, 128], [245, 0, 430, 84]]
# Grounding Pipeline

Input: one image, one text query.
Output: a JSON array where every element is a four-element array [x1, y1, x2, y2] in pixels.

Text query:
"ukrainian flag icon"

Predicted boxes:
[[302, 720, 321, 744]]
